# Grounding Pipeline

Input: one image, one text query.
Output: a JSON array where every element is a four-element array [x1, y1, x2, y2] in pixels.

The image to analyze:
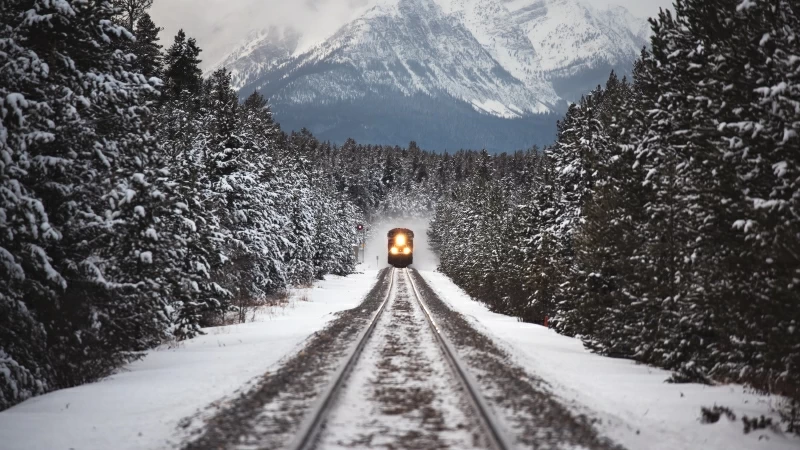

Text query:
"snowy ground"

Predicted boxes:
[[0, 270, 380, 450], [419, 270, 800, 450], [2, 215, 796, 450]]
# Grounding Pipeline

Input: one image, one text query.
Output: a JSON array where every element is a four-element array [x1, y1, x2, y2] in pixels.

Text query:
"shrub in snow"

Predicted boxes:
[[701, 406, 737, 424]]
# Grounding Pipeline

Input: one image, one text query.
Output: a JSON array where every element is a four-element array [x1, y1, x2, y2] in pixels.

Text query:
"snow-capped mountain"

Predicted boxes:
[[503, 0, 650, 99], [209, 26, 301, 91], [217, 0, 650, 150], [504, 0, 648, 75]]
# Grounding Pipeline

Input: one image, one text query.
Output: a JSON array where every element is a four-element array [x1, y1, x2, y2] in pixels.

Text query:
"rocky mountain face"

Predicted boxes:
[[210, 26, 301, 91], [216, 0, 650, 151], [504, 0, 651, 99]]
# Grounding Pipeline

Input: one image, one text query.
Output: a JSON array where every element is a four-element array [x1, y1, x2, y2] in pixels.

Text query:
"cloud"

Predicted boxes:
[[594, 0, 672, 18], [150, 0, 670, 69], [151, 0, 371, 68]]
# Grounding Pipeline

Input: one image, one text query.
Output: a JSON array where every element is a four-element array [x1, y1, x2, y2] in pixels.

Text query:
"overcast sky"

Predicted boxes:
[[151, 0, 673, 70]]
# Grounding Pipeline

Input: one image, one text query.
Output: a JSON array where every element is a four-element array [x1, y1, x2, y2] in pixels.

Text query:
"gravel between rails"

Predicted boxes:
[[318, 269, 488, 449], [179, 268, 394, 450], [408, 269, 625, 450]]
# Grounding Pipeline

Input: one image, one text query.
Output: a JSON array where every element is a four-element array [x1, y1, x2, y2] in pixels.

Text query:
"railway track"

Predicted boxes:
[[288, 267, 513, 450]]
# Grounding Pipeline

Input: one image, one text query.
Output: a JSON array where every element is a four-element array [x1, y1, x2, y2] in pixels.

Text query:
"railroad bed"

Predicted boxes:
[[181, 268, 618, 450], [292, 268, 511, 450]]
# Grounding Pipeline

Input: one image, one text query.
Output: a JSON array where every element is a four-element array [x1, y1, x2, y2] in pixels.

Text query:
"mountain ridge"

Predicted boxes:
[[215, 0, 650, 150]]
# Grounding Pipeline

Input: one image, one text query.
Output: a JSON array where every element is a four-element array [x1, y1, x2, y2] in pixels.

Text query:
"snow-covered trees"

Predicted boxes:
[[0, 0, 171, 407], [0, 3, 366, 412], [430, 150, 556, 318], [3, 0, 796, 423], [429, 0, 800, 415], [162, 30, 202, 101], [707, 0, 800, 396], [132, 13, 163, 79]]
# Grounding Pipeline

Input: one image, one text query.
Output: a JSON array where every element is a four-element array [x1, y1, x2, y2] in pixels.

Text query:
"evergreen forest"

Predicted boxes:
[[0, 0, 797, 430], [431, 0, 800, 425]]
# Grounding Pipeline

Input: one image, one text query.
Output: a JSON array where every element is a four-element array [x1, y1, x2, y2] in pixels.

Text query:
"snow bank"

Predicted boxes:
[[420, 270, 800, 450], [0, 270, 381, 450]]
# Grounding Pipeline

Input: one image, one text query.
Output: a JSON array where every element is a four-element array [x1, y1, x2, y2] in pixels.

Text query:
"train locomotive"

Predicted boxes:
[[387, 228, 414, 268]]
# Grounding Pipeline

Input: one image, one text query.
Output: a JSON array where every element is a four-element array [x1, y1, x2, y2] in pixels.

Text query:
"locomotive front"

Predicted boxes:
[[387, 228, 414, 268]]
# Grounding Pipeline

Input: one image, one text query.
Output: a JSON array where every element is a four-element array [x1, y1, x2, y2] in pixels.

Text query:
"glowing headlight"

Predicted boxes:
[[403, 247, 411, 255], [390, 247, 399, 255], [395, 234, 406, 246]]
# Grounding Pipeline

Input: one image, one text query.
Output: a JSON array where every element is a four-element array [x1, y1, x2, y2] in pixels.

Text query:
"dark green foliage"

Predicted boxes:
[[0, 5, 364, 412], [742, 415, 774, 434], [0, 0, 173, 405], [132, 13, 163, 79], [111, 0, 153, 32], [701, 406, 736, 424], [163, 29, 203, 100]]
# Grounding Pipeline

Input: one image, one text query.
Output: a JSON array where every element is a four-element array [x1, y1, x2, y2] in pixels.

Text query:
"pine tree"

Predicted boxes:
[[699, 0, 800, 397], [562, 74, 637, 345], [574, 60, 654, 357], [521, 158, 565, 325], [0, 0, 180, 408], [111, 0, 154, 33], [132, 13, 163, 79], [546, 91, 611, 335], [163, 30, 202, 100], [156, 33, 231, 335], [281, 149, 317, 286], [203, 68, 243, 178]]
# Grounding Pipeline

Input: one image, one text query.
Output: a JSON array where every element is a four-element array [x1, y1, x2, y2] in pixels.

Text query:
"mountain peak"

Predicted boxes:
[[213, 0, 650, 150], [209, 25, 301, 90]]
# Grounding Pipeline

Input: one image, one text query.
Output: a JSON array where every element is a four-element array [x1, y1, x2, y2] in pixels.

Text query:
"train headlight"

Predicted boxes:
[[403, 247, 411, 255], [395, 234, 406, 246], [390, 247, 399, 255]]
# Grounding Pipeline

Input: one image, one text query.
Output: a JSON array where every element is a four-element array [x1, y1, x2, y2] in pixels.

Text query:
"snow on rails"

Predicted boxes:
[[289, 268, 513, 450]]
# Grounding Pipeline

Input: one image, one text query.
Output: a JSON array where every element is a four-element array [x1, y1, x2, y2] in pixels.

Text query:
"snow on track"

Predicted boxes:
[[0, 270, 381, 450], [182, 269, 395, 450], [317, 269, 488, 449], [418, 270, 800, 450]]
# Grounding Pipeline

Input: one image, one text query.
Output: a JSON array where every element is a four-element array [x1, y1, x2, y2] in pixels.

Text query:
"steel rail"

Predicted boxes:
[[289, 267, 513, 450], [404, 268, 514, 450], [287, 267, 397, 450]]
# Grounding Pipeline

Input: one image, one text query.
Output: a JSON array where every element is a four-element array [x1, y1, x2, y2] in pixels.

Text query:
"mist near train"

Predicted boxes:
[[364, 217, 438, 271]]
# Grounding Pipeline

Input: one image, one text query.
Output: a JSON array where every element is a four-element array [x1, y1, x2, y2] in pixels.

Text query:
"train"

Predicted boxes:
[[387, 228, 414, 268]]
